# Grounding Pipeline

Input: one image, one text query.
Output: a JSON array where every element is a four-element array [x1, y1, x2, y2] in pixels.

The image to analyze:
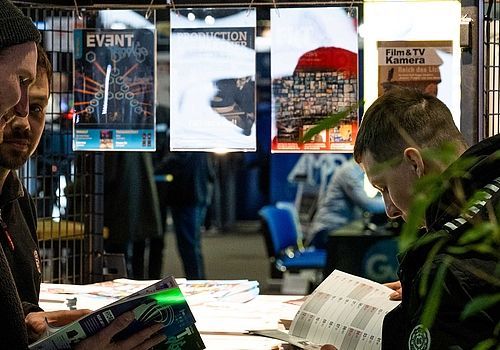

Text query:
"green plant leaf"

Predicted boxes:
[[461, 293, 500, 319], [458, 223, 495, 245], [472, 338, 498, 350], [299, 101, 362, 143], [419, 237, 448, 296], [421, 256, 451, 328]]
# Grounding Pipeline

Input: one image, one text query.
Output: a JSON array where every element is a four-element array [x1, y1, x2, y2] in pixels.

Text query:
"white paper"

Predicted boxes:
[[289, 270, 400, 349]]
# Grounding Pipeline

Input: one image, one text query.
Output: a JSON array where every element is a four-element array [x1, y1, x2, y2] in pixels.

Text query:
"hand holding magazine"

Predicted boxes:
[[30, 276, 205, 350], [251, 270, 400, 350]]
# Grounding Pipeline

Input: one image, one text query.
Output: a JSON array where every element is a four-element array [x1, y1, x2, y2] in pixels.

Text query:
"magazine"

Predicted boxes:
[[30, 276, 205, 350], [250, 270, 400, 349]]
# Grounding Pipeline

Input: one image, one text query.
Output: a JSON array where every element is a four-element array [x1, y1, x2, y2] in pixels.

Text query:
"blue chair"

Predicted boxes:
[[259, 205, 327, 273]]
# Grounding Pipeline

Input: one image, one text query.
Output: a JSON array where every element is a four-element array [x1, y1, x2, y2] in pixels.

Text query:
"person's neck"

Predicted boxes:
[[426, 144, 467, 176], [0, 168, 10, 195]]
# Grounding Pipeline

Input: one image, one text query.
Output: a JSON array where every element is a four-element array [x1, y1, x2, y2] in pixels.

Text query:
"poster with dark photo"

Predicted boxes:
[[170, 8, 256, 151], [73, 28, 155, 151], [271, 7, 359, 153]]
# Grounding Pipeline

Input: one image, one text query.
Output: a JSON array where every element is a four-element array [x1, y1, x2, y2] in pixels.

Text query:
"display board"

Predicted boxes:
[[73, 28, 156, 151], [271, 7, 359, 153], [169, 8, 257, 151]]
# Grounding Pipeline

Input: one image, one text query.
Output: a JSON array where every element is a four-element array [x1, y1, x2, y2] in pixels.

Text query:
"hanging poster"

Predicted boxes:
[[73, 29, 156, 151], [378, 41, 453, 99], [170, 9, 256, 151], [362, 1, 461, 127], [271, 7, 359, 153]]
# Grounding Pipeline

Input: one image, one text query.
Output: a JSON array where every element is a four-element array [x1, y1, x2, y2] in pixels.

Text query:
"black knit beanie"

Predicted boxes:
[[0, 0, 41, 49]]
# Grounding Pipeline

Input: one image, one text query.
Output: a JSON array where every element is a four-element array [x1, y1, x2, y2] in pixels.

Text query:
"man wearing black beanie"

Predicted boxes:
[[0, 3, 168, 349], [0, 0, 41, 142], [0, 0, 40, 348]]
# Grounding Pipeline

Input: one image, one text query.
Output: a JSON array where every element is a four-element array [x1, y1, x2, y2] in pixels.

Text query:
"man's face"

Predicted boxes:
[[0, 69, 48, 170], [0, 42, 37, 142], [360, 151, 418, 222]]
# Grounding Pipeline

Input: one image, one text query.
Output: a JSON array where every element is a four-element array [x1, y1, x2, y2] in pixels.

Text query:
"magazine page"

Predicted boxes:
[[250, 270, 399, 349], [289, 270, 400, 349], [30, 279, 204, 350], [180, 280, 259, 305]]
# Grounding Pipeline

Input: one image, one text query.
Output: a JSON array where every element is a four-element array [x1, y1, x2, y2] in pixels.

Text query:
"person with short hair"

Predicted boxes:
[[322, 87, 499, 349], [0, 2, 167, 348], [0, 1, 42, 346]]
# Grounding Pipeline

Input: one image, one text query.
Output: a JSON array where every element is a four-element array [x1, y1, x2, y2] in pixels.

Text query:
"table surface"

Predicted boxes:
[[39, 281, 303, 350]]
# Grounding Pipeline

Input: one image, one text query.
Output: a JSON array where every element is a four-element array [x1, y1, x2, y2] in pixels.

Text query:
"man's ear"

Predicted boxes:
[[403, 147, 424, 178]]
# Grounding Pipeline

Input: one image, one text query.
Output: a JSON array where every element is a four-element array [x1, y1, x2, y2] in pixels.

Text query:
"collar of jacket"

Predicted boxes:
[[0, 171, 25, 209], [397, 134, 500, 273], [425, 133, 500, 233]]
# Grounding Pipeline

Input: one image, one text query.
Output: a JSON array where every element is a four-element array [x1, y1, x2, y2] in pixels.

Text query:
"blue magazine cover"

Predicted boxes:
[[29, 276, 205, 350]]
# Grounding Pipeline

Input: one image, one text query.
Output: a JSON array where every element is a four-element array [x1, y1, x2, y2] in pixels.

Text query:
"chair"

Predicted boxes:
[[259, 205, 326, 274], [103, 253, 128, 281]]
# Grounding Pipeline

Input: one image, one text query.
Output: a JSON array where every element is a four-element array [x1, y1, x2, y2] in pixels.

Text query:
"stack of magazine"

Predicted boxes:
[[30, 276, 205, 350]]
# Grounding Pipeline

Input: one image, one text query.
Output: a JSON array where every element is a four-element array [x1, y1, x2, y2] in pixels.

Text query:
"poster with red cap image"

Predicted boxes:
[[271, 7, 359, 153]]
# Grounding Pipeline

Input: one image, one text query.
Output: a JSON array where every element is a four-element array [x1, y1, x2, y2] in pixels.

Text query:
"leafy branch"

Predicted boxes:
[[299, 101, 362, 143]]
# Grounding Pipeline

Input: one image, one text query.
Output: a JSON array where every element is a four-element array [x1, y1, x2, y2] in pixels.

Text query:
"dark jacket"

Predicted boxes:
[[0, 171, 42, 349], [0, 246, 29, 349], [382, 134, 500, 350], [0, 172, 42, 315], [153, 106, 215, 208], [104, 152, 163, 246]]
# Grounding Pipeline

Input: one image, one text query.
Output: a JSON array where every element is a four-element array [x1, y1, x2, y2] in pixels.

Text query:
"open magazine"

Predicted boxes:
[[30, 276, 205, 350], [250, 270, 400, 349]]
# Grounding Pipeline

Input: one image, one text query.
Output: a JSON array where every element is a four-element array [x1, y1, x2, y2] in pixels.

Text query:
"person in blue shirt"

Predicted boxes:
[[307, 158, 385, 248]]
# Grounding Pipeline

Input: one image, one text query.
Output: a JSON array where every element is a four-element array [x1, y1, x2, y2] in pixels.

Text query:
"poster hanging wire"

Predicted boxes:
[[145, 0, 155, 19], [273, 0, 279, 17], [348, 0, 355, 17], [73, 0, 83, 19]]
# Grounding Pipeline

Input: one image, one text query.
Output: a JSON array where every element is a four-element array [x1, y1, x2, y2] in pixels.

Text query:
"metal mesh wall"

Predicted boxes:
[[15, 1, 494, 285], [19, 7, 104, 284], [484, 0, 500, 137]]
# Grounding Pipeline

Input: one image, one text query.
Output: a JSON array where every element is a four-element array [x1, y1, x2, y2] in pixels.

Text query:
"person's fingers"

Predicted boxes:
[[25, 312, 47, 334], [130, 331, 167, 350], [98, 311, 135, 340], [320, 345, 337, 350], [384, 281, 401, 290], [389, 287, 403, 301], [47, 309, 93, 326], [118, 322, 164, 350]]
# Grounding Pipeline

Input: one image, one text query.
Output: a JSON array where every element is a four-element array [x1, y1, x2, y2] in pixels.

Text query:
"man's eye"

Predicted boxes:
[[20, 77, 31, 85], [30, 105, 44, 117]]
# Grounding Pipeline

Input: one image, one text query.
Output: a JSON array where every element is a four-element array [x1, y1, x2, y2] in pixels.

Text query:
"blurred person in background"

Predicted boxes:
[[103, 150, 163, 279], [307, 158, 385, 249], [150, 105, 215, 280]]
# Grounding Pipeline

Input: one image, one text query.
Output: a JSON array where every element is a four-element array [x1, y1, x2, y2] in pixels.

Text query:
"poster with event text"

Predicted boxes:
[[73, 29, 156, 151]]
